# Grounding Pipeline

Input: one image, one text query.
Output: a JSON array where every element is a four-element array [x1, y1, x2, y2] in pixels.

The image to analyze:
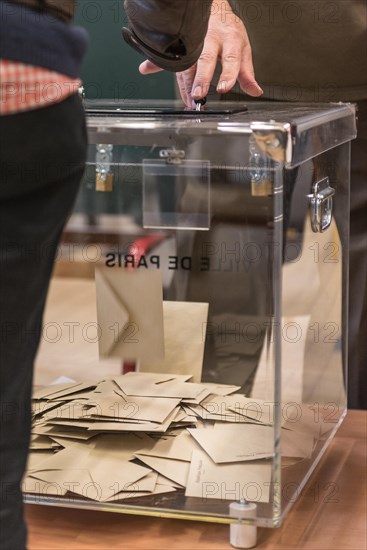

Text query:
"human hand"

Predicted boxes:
[[139, 0, 263, 108]]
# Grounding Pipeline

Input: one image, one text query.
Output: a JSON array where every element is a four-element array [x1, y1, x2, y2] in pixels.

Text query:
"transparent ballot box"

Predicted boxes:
[[28, 101, 356, 529]]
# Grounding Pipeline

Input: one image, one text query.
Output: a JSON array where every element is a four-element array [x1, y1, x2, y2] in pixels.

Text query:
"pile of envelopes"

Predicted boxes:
[[25, 373, 323, 505]]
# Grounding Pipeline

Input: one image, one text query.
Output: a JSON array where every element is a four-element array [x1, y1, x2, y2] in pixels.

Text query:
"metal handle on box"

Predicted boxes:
[[307, 177, 335, 233]]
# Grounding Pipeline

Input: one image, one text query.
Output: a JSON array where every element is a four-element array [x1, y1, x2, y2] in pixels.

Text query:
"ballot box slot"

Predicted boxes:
[[86, 108, 248, 118]]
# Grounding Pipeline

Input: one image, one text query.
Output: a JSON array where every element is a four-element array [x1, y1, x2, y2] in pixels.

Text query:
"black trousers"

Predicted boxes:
[[0, 94, 87, 550]]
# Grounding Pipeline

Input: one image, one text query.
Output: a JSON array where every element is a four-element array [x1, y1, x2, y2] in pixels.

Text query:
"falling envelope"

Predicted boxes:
[[95, 269, 129, 356], [95, 267, 164, 363]]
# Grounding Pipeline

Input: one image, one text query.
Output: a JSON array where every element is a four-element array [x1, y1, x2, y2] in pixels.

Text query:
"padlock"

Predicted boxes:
[[96, 172, 114, 192]]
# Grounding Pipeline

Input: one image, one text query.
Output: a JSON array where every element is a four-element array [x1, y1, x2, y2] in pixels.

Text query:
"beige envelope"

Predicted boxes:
[[23, 476, 68, 497], [156, 474, 183, 489], [91, 433, 155, 460], [201, 395, 275, 425], [47, 432, 156, 460], [33, 424, 95, 441], [29, 435, 60, 451], [114, 382, 210, 406], [113, 373, 197, 398], [187, 403, 251, 424], [87, 406, 181, 433], [200, 394, 248, 417], [32, 382, 79, 400], [95, 267, 164, 362], [199, 384, 241, 396], [30, 444, 152, 502], [93, 379, 122, 395], [140, 301, 208, 383], [33, 382, 96, 401], [189, 424, 314, 461], [47, 436, 92, 448], [172, 408, 198, 424], [112, 472, 158, 494], [43, 401, 90, 422], [26, 450, 57, 473], [88, 394, 180, 423], [137, 431, 200, 462], [135, 454, 190, 487], [104, 484, 176, 503], [185, 450, 271, 503], [117, 372, 192, 384], [32, 400, 66, 418], [29, 468, 92, 492], [188, 426, 274, 463]]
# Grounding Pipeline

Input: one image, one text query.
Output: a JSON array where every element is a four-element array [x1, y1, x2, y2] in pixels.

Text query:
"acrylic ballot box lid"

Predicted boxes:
[[85, 100, 357, 167]]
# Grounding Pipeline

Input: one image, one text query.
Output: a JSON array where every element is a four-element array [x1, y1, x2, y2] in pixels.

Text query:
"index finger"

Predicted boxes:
[[191, 35, 220, 99]]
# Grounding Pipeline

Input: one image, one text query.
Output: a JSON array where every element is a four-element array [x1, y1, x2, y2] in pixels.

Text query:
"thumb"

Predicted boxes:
[[139, 60, 164, 75]]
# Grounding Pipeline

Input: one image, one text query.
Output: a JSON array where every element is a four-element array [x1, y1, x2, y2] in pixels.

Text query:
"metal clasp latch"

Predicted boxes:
[[307, 177, 335, 233], [159, 149, 185, 165], [96, 144, 114, 192], [78, 85, 85, 108]]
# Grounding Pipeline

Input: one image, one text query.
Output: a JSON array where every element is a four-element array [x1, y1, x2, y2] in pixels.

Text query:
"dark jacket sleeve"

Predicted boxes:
[[122, 0, 212, 72]]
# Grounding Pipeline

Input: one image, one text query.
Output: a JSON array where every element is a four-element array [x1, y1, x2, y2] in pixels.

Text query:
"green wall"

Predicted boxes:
[[74, 0, 174, 100]]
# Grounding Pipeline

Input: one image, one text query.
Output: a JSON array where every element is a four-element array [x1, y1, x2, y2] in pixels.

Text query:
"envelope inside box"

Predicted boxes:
[[95, 267, 208, 381], [141, 301, 208, 382], [95, 267, 165, 363]]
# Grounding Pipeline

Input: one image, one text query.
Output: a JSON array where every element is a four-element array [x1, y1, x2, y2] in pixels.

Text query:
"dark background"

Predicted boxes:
[[74, 0, 175, 100]]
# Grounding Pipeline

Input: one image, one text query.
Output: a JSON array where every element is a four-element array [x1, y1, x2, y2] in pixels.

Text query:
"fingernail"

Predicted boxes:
[[217, 81, 228, 93], [242, 82, 264, 96]]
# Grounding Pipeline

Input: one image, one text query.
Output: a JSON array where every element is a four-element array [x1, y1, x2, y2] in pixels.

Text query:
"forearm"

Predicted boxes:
[[123, 0, 213, 72]]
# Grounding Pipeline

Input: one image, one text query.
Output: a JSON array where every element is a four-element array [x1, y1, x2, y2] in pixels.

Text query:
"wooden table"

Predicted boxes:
[[26, 410, 366, 550]]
